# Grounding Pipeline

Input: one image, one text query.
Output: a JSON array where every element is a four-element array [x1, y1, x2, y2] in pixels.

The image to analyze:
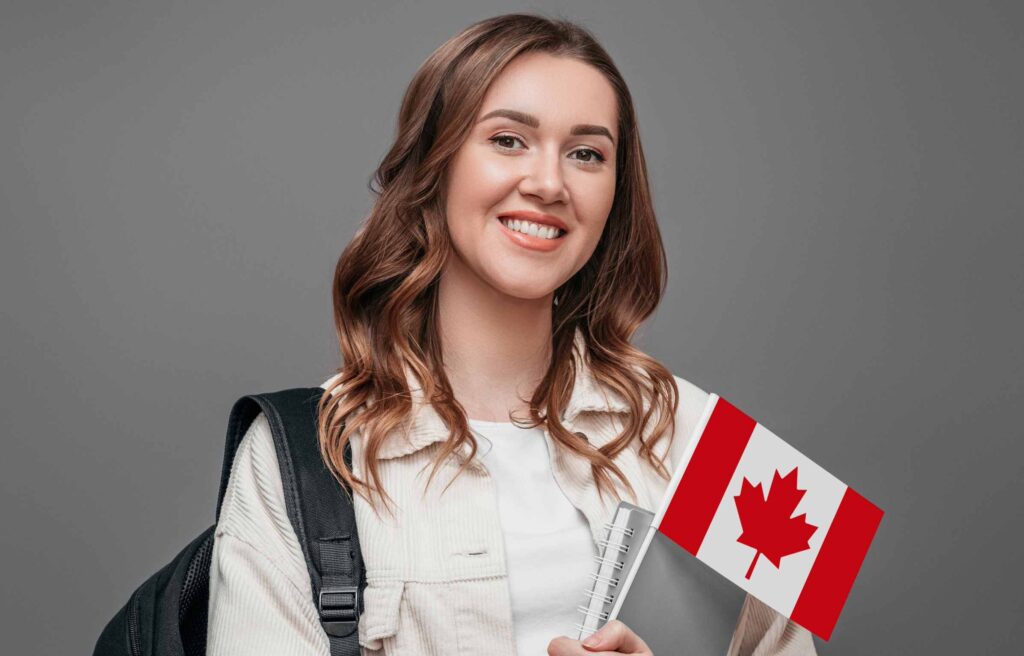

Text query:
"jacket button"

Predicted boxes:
[[574, 431, 589, 443]]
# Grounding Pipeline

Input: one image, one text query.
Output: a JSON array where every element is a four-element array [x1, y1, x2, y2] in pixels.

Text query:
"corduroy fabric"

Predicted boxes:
[[207, 332, 817, 655]]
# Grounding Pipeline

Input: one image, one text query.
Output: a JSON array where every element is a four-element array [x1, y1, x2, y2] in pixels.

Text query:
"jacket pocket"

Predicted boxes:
[[358, 580, 404, 650]]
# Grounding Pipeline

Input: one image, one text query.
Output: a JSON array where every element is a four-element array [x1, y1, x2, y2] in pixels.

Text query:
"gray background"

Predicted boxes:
[[2, 1, 1021, 653]]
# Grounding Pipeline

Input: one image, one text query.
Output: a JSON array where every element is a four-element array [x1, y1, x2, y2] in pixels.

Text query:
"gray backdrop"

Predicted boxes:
[[2, 1, 1021, 653]]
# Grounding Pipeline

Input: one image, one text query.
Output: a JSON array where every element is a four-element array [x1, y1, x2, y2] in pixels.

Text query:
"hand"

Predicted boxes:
[[547, 620, 653, 655]]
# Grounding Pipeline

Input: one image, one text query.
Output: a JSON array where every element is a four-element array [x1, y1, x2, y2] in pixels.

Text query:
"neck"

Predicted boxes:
[[436, 255, 553, 422]]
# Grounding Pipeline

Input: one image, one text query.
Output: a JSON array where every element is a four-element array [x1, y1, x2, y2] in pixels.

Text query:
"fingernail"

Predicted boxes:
[[582, 635, 600, 648]]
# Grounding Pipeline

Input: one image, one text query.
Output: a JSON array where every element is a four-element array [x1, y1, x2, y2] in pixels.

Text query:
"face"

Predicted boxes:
[[443, 51, 619, 301]]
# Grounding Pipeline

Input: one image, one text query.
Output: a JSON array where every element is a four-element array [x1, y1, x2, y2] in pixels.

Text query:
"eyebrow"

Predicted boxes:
[[477, 108, 615, 146]]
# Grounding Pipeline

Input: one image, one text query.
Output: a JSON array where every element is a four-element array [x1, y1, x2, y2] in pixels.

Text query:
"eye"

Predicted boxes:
[[489, 134, 608, 168], [489, 133, 526, 151], [570, 147, 607, 166]]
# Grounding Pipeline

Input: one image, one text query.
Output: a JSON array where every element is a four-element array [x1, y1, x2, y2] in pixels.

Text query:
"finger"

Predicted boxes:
[[549, 639, 629, 656], [581, 620, 651, 654], [547, 635, 587, 656], [546, 636, 637, 656]]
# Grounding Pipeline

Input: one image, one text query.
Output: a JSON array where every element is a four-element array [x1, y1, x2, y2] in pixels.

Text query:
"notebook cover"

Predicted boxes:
[[611, 527, 747, 655]]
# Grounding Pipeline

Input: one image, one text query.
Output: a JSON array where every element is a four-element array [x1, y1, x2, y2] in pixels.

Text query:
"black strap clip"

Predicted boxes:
[[318, 586, 360, 637]]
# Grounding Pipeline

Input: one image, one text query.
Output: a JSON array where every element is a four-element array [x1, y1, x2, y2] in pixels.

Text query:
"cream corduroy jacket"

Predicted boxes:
[[207, 335, 817, 656]]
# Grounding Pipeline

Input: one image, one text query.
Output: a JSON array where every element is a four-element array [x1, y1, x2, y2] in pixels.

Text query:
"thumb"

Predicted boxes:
[[582, 620, 647, 653], [581, 620, 617, 650]]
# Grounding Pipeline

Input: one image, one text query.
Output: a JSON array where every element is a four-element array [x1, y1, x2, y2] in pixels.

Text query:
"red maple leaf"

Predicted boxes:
[[733, 467, 818, 579]]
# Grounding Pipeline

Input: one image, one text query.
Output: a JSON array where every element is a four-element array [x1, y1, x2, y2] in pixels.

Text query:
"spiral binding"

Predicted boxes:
[[576, 605, 609, 620], [597, 538, 630, 554], [576, 520, 635, 637], [593, 553, 623, 571], [583, 588, 615, 604]]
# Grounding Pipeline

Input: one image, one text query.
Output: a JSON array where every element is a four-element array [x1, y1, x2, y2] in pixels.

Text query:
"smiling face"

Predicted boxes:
[[442, 51, 619, 301]]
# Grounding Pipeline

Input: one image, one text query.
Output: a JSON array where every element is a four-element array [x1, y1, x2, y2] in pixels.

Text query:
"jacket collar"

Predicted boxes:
[[322, 327, 633, 459]]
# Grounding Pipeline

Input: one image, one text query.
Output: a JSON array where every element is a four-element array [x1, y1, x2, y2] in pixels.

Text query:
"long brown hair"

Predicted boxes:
[[317, 12, 679, 512]]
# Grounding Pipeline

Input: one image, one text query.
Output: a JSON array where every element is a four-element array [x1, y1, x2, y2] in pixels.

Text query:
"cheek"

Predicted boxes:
[[447, 148, 516, 217], [572, 175, 616, 248]]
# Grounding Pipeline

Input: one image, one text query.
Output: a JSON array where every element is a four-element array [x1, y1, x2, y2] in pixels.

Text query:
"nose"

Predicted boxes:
[[517, 146, 569, 204]]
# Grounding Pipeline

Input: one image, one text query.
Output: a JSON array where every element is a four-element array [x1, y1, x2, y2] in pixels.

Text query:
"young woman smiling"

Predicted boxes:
[[206, 13, 817, 656]]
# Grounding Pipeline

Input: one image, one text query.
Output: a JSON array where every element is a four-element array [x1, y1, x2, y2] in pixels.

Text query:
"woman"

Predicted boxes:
[[207, 13, 817, 656]]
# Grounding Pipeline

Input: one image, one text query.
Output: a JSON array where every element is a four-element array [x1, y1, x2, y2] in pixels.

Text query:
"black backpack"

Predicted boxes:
[[93, 387, 365, 656]]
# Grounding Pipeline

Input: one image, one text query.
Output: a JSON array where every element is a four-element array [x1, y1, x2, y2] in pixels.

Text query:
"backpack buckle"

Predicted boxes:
[[318, 586, 360, 637]]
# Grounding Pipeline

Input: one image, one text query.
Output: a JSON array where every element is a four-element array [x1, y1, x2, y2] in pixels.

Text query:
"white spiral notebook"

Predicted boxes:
[[575, 500, 747, 655]]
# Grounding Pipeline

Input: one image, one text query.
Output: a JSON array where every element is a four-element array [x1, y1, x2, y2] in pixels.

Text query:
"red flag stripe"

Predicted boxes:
[[789, 486, 884, 640], [659, 397, 756, 555]]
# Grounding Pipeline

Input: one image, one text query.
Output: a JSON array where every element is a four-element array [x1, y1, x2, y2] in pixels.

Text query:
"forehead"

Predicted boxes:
[[477, 52, 618, 139]]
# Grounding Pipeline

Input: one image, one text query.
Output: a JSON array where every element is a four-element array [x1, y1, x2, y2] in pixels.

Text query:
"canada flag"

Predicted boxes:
[[655, 394, 883, 641]]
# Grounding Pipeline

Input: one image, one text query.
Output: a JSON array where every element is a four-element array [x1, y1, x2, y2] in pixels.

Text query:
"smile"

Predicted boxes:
[[498, 217, 566, 240], [496, 217, 567, 253]]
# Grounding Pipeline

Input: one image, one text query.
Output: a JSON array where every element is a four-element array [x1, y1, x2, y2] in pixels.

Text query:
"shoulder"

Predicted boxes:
[[665, 372, 712, 470], [670, 373, 710, 437], [215, 410, 310, 592]]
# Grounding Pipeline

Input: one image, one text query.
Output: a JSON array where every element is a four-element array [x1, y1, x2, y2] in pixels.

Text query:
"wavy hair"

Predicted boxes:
[[317, 12, 679, 512]]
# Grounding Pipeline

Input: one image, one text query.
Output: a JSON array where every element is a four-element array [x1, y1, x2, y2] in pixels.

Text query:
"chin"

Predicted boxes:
[[488, 272, 560, 302]]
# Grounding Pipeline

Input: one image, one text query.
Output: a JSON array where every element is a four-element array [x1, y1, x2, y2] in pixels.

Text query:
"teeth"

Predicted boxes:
[[499, 217, 563, 240]]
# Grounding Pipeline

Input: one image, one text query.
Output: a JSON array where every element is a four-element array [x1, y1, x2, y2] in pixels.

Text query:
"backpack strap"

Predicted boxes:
[[219, 387, 364, 656]]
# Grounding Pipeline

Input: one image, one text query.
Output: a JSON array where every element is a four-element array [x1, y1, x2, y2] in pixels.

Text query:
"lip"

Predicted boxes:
[[496, 210, 569, 233], [495, 210, 568, 253]]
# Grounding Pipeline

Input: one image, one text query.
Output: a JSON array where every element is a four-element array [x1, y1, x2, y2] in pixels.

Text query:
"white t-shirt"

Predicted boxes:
[[467, 417, 596, 656]]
